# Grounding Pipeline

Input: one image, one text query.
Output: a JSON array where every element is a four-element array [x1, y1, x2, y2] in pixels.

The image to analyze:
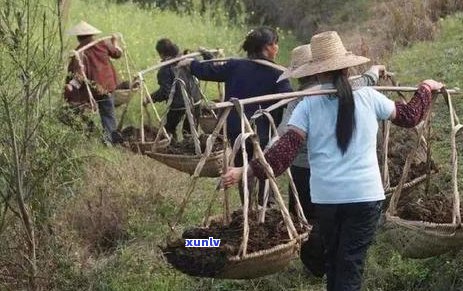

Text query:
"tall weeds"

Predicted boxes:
[[0, 0, 84, 289]]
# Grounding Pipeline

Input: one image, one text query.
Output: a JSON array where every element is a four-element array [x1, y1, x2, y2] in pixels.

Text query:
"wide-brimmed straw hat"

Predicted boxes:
[[277, 44, 312, 82], [290, 31, 370, 78], [67, 21, 102, 36]]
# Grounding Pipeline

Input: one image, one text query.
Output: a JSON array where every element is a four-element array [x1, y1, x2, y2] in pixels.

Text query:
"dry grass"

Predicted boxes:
[[53, 146, 221, 269]]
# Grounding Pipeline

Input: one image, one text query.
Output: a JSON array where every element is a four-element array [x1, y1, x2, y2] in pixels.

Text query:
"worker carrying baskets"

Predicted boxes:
[[222, 31, 444, 290], [63, 21, 138, 145]]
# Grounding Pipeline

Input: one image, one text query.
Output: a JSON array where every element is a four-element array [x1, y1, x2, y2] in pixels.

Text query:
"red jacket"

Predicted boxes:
[[65, 39, 121, 104]]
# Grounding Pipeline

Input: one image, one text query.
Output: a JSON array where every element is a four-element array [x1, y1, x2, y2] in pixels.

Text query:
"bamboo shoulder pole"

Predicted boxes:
[[209, 87, 461, 110], [76, 35, 113, 53], [201, 57, 286, 71], [138, 49, 222, 76]]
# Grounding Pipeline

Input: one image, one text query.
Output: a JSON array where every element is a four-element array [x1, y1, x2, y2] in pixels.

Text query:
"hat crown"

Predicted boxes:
[[310, 31, 348, 62], [289, 44, 312, 69], [67, 21, 102, 36]]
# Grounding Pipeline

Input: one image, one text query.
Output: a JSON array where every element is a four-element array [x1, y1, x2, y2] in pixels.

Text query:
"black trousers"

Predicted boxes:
[[317, 201, 382, 291], [288, 165, 325, 277]]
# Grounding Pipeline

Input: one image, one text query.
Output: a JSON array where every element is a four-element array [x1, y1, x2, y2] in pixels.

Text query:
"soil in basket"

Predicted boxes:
[[165, 134, 223, 155], [162, 208, 307, 277], [120, 126, 159, 142], [378, 125, 437, 187]]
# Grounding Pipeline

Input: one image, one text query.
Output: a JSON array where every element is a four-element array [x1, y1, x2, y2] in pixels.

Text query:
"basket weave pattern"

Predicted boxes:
[[147, 150, 224, 177], [114, 88, 138, 107]]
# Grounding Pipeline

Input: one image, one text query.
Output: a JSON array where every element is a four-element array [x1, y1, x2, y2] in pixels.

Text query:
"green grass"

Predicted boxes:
[[390, 13, 463, 88], [361, 12, 463, 291]]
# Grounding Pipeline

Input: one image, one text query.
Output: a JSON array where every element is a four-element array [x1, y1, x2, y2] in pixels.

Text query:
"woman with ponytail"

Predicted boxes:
[[179, 26, 292, 206], [223, 31, 443, 291]]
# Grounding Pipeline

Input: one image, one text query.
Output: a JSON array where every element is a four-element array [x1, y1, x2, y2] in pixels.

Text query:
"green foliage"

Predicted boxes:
[[391, 13, 463, 87], [0, 0, 89, 288]]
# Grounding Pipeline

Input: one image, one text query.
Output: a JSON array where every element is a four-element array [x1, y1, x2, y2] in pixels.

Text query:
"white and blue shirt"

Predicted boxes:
[[288, 86, 395, 204]]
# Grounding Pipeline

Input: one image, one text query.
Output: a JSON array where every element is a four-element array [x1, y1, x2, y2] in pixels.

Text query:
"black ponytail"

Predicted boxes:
[[333, 70, 355, 154]]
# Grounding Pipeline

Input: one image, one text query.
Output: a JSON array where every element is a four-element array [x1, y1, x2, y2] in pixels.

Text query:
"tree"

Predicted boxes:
[[0, 0, 80, 289]]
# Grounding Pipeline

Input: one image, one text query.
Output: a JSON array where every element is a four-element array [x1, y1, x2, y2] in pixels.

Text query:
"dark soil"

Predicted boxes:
[[378, 125, 437, 187], [162, 208, 308, 277], [379, 125, 458, 224], [120, 126, 159, 142], [164, 134, 224, 155], [396, 182, 455, 223], [119, 126, 162, 154]]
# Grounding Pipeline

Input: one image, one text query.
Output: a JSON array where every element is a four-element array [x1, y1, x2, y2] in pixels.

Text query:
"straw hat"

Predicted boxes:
[[277, 44, 312, 82], [67, 21, 102, 36], [290, 31, 370, 78]]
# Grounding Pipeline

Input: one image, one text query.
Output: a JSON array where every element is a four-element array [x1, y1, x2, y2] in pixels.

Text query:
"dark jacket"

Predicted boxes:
[[190, 58, 292, 142], [151, 63, 201, 109]]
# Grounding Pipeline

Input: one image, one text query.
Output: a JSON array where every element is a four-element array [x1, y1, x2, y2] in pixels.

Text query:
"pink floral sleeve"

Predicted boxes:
[[250, 129, 304, 180], [392, 84, 432, 128]]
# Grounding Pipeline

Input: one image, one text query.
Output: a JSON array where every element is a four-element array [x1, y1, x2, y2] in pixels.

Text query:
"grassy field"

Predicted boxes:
[[52, 3, 463, 291]]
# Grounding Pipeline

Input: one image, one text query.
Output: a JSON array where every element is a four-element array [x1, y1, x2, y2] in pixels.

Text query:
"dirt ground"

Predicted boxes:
[[396, 181, 456, 223], [162, 209, 307, 277], [378, 125, 436, 187]]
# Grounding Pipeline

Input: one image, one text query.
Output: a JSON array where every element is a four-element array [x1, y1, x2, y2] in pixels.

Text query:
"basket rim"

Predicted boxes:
[[147, 149, 224, 159], [385, 212, 463, 231], [227, 232, 309, 262]]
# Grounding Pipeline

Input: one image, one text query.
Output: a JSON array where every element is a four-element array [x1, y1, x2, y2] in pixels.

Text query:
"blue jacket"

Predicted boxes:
[[190, 58, 292, 143]]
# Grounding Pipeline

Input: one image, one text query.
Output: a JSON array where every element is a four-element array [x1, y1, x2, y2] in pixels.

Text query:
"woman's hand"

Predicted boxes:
[[369, 65, 386, 78], [222, 167, 243, 188], [65, 84, 73, 92], [421, 79, 444, 91]]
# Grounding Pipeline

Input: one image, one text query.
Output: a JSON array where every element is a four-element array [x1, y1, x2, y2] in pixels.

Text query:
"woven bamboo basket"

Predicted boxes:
[[164, 217, 308, 279], [114, 88, 138, 107], [146, 149, 224, 177], [163, 101, 312, 279], [216, 233, 307, 279], [199, 115, 218, 134], [383, 215, 463, 258], [383, 89, 463, 258]]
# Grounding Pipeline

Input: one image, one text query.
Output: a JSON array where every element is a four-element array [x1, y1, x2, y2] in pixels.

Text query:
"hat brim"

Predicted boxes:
[[67, 29, 102, 36], [277, 68, 293, 83], [288, 53, 370, 79], [66, 23, 102, 36]]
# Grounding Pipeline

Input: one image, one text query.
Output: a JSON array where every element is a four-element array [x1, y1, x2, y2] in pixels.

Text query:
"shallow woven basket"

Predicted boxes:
[[383, 214, 463, 259], [146, 149, 224, 177], [216, 234, 306, 279], [114, 88, 138, 107], [166, 230, 307, 279], [199, 115, 218, 134], [383, 89, 463, 259]]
